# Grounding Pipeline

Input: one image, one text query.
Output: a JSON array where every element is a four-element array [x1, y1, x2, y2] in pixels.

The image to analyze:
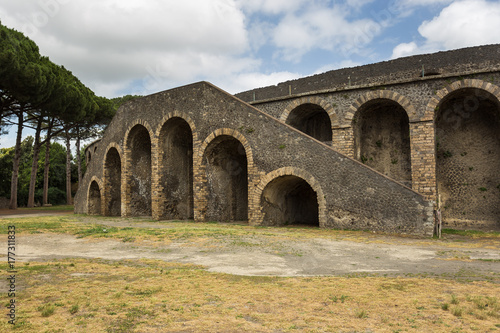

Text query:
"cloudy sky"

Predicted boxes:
[[1, 0, 500, 147]]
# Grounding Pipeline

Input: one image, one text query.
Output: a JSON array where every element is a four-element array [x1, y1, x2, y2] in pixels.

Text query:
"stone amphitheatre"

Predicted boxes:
[[74, 44, 500, 236]]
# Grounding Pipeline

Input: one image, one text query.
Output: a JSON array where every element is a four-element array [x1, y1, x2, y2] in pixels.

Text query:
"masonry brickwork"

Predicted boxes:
[[76, 45, 500, 234], [234, 45, 500, 229]]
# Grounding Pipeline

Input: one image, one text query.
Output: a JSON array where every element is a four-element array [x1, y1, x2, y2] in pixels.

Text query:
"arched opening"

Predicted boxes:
[[261, 175, 319, 227], [435, 88, 500, 227], [88, 181, 101, 215], [127, 125, 152, 217], [159, 118, 193, 220], [104, 147, 121, 216], [353, 99, 412, 187], [286, 103, 332, 143], [203, 135, 248, 222]]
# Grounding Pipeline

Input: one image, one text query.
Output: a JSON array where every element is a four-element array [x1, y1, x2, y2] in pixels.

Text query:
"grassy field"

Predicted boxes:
[[0, 213, 499, 332]]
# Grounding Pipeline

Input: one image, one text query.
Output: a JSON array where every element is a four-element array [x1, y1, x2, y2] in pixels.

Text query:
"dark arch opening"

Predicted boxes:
[[104, 147, 121, 216], [159, 118, 193, 220], [261, 175, 319, 227], [88, 181, 101, 215], [353, 99, 412, 187], [286, 103, 332, 142], [203, 135, 248, 222], [127, 125, 152, 217], [435, 88, 500, 228]]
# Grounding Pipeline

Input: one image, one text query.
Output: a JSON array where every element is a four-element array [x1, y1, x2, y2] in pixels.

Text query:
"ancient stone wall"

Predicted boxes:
[[76, 82, 434, 236], [235, 45, 500, 229]]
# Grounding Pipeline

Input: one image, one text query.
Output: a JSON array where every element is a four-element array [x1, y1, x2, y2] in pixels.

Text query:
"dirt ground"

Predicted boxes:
[[1, 210, 499, 279]]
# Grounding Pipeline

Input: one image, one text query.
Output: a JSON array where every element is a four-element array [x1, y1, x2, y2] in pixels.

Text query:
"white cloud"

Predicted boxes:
[[0, 0, 254, 97], [391, 42, 419, 59], [227, 71, 301, 93], [418, 0, 500, 49], [391, 0, 500, 58], [272, 5, 383, 62]]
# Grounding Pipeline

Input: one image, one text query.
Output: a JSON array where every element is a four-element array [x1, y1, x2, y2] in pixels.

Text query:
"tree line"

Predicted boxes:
[[0, 21, 138, 209]]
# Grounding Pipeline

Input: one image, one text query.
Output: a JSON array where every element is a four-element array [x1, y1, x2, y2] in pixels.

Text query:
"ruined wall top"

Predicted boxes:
[[235, 44, 500, 103]]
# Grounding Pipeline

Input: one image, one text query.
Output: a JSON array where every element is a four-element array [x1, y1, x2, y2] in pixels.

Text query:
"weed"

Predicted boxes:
[[451, 306, 463, 317], [450, 294, 459, 305], [441, 303, 449, 311], [39, 304, 56, 317], [478, 187, 488, 192], [278, 144, 286, 149], [356, 309, 368, 318], [69, 304, 79, 314]]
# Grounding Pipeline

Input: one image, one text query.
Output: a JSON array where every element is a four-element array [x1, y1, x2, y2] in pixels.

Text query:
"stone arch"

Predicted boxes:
[[425, 79, 500, 121], [155, 111, 199, 142], [197, 129, 254, 222], [103, 143, 123, 216], [197, 128, 255, 167], [350, 92, 413, 187], [432, 80, 500, 227], [347, 90, 417, 123], [88, 177, 103, 215], [157, 115, 195, 220], [280, 97, 337, 143], [253, 167, 327, 227], [125, 123, 153, 217]]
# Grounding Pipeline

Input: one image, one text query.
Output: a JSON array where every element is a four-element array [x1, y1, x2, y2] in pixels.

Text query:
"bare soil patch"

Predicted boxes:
[[3, 215, 499, 280]]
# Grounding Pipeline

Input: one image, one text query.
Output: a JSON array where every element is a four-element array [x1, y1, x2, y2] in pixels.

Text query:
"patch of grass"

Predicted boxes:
[[0, 215, 82, 234], [451, 306, 463, 317], [38, 304, 56, 317], [355, 309, 368, 318], [69, 304, 79, 314], [75, 225, 120, 237], [442, 229, 500, 238], [2, 258, 499, 332]]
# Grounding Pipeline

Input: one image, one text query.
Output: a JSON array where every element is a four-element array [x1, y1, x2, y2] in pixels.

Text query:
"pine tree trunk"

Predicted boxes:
[[76, 127, 82, 185], [42, 120, 53, 206], [65, 129, 72, 205], [9, 112, 23, 209], [27, 118, 42, 208]]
